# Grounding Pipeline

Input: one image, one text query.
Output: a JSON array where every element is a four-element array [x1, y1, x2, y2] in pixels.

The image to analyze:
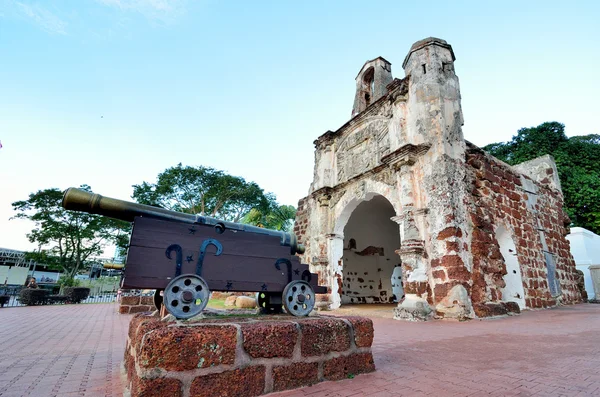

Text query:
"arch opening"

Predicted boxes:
[[362, 67, 375, 107], [338, 195, 402, 304]]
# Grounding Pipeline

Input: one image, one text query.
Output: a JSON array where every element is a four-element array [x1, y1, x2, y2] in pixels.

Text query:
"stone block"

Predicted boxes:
[[224, 296, 237, 306], [323, 353, 375, 381], [502, 301, 521, 314], [121, 296, 141, 306], [190, 366, 265, 397], [345, 317, 374, 348], [128, 312, 158, 340], [129, 305, 153, 314], [235, 296, 257, 308], [126, 315, 374, 396], [300, 317, 350, 357], [141, 296, 154, 305], [119, 305, 130, 314], [126, 349, 136, 385], [473, 303, 508, 317], [137, 325, 237, 371], [131, 376, 183, 397], [241, 322, 297, 358], [272, 362, 318, 392]]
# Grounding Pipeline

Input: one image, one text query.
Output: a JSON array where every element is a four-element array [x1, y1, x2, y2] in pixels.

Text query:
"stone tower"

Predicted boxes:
[[393, 37, 471, 320], [351, 57, 393, 117]]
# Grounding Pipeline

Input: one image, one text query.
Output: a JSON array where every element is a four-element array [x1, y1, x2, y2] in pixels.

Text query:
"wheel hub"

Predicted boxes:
[[182, 290, 194, 303], [163, 274, 210, 319]]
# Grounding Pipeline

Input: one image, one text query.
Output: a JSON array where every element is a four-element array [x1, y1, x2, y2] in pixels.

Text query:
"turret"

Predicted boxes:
[[402, 37, 464, 159], [351, 57, 393, 117]]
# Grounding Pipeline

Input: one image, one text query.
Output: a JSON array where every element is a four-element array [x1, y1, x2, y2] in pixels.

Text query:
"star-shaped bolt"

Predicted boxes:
[[261, 283, 268, 291], [293, 269, 300, 276], [226, 281, 233, 291], [189, 227, 196, 235], [186, 255, 193, 263]]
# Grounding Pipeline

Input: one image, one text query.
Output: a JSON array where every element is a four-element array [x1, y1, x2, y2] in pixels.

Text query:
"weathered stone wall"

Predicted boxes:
[[124, 313, 375, 397], [465, 145, 581, 315], [296, 36, 582, 320]]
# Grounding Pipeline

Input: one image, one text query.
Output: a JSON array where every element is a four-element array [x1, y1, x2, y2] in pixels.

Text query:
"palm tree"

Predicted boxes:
[[242, 204, 296, 232]]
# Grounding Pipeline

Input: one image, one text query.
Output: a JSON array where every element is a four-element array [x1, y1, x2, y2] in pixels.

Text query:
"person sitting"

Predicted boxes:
[[27, 277, 38, 289]]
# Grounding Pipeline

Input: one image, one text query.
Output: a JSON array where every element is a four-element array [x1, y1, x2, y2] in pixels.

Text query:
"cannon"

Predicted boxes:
[[62, 188, 326, 319]]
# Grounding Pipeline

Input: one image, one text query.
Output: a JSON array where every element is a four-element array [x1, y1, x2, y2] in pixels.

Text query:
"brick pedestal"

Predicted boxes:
[[119, 294, 155, 314], [124, 313, 375, 397]]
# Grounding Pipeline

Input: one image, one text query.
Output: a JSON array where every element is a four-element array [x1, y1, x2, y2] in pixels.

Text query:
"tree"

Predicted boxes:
[[483, 122, 600, 234], [241, 201, 297, 232], [132, 163, 272, 223], [12, 185, 129, 279]]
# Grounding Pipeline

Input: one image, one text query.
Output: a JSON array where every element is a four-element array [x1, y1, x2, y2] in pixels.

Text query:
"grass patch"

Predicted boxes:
[[206, 297, 228, 309]]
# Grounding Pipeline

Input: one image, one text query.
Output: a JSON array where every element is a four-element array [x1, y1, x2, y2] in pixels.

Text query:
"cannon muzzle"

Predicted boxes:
[[62, 188, 305, 255]]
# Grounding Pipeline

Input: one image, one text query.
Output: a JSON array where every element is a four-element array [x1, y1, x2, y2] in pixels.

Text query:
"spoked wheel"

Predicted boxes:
[[163, 274, 210, 319], [153, 289, 164, 310], [256, 291, 283, 314], [282, 280, 315, 317]]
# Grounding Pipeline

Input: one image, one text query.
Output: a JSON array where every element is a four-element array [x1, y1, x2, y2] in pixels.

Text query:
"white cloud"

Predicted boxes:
[[96, 0, 186, 22], [16, 2, 67, 35]]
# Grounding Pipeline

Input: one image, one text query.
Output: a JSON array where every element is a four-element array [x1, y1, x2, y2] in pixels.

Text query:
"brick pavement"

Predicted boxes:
[[1, 303, 599, 397], [271, 304, 600, 397], [0, 304, 131, 397]]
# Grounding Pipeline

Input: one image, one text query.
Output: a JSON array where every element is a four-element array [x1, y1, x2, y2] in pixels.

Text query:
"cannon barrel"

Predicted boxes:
[[103, 263, 125, 270], [62, 188, 305, 255]]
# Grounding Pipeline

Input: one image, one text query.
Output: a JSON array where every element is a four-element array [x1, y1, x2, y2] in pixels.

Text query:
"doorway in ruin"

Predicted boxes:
[[339, 195, 401, 304], [497, 225, 526, 309]]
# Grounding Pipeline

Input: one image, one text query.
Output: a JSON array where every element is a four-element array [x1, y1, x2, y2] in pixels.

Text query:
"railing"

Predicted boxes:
[[0, 285, 120, 308]]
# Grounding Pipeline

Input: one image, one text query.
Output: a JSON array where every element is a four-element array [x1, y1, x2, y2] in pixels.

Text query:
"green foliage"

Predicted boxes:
[[483, 122, 600, 234], [12, 185, 131, 279], [241, 203, 297, 231], [132, 163, 272, 222], [57, 275, 81, 288], [24, 250, 62, 271], [18, 288, 50, 305], [63, 287, 91, 303]]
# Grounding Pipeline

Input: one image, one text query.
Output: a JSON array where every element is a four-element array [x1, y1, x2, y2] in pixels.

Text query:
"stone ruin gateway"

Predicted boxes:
[[294, 37, 583, 320]]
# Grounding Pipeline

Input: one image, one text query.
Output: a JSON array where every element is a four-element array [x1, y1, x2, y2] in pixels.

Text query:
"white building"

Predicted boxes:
[[566, 227, 600, 300]]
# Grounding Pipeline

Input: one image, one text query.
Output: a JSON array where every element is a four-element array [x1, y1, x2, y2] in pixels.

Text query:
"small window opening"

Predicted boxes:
[[348, 238, 357, 250], [422, 64, 427, 74], [362, 67, 375, 108]]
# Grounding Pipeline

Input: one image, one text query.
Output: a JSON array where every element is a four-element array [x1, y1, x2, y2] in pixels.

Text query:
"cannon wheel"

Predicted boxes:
[[256, 291, 283, 314], [163, 274, 210, 319], [153, 289, 164, 310], [282, 280, 315, 317]]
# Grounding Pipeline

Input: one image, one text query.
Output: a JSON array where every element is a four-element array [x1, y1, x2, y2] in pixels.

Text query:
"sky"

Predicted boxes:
[[1, 0, 599, 254]]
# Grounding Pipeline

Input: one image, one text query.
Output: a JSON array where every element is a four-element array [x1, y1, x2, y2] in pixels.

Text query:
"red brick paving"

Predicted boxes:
[[0, 304, 131, 397], [1, 303, 599, 397], [270, 304, 600, 397]]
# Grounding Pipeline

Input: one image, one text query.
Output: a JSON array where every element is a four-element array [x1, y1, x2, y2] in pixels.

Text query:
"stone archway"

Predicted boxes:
[[332, 194, 402, 305]]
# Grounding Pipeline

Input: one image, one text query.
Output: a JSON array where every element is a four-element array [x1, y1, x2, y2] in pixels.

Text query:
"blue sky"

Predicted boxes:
[[1, 0, 599, 253]]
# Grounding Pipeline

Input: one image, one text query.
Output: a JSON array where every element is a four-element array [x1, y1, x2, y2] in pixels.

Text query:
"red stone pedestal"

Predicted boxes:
[[119, 293, 155, 314], [124, 313, 375, 397]]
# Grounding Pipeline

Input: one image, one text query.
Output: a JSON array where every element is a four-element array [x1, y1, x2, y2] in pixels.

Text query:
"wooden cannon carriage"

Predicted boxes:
[[62, 188, 326, 319]]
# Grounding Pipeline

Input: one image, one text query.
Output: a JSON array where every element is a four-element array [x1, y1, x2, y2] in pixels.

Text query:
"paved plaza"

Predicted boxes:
[[0, 303, 599, 397], [0, 304, 129, 397]]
